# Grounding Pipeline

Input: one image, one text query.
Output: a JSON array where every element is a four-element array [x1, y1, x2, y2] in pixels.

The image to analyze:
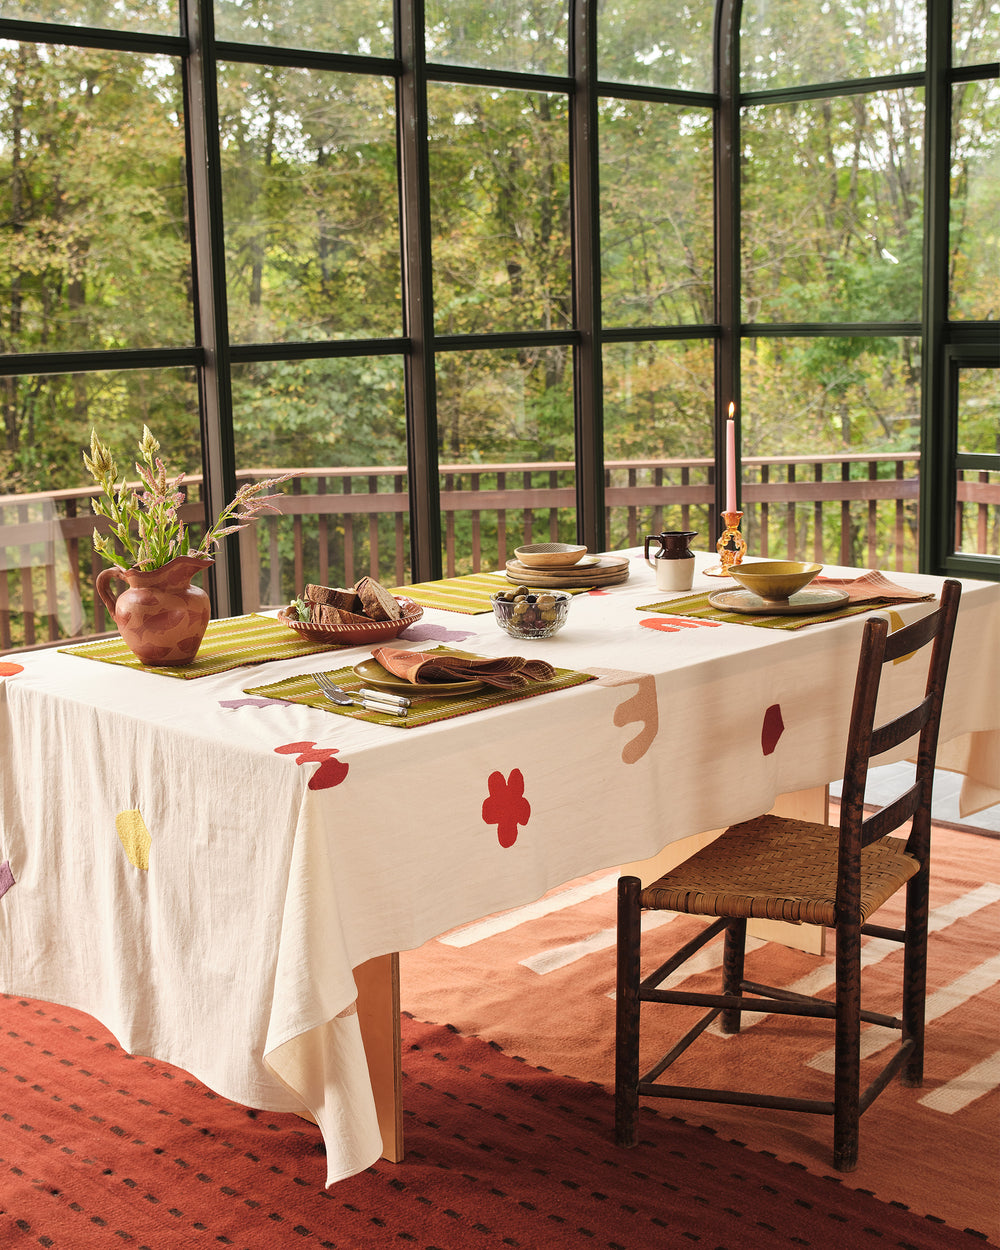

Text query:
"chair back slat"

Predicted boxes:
[[882, 606, 943, 662], [869, 695, 934, 758], [860, 785, 921, 846]]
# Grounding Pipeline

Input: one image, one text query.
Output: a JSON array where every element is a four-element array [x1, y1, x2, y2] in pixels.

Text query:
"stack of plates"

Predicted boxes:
[[504, 554, 630, 589]]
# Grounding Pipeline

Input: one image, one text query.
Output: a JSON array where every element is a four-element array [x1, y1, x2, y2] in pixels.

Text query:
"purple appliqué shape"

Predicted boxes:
[[0, 860, 14, 899], [403, 623, 476, 644], [220, 696, 293, 709]]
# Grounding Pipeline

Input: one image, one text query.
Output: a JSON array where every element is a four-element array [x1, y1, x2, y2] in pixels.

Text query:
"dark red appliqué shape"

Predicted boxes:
[[274, 741, 349, 789], [761, 704, 785, 756], [482, 768, 530, 848]]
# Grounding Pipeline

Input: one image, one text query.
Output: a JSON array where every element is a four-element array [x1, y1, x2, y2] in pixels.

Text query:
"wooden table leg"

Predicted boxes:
[[354, 952, 404, 1162]]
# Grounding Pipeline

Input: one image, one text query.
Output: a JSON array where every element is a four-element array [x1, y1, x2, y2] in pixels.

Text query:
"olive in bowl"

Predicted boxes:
[[492, 586, 571, 639]]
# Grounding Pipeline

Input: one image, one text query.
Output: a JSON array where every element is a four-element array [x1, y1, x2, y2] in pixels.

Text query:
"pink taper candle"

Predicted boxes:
[[725, 401, 737, 514]]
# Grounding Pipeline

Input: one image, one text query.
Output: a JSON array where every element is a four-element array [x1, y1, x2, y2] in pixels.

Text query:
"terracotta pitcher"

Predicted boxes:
[[644, 530, 698, 592], [96, 555, 213, 666]]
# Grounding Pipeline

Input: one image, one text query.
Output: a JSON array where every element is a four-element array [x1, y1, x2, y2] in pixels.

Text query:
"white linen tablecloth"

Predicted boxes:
[[1, 553, 998, 1182]]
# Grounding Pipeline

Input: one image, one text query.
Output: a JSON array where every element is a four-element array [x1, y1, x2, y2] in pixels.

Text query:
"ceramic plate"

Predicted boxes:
[[504, 555, 629, 589], [708, 586, 850, 615], [352, 656, 486, 698]]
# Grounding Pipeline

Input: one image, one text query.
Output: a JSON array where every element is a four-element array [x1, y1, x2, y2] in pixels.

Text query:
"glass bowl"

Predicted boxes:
[[492, 588, 571, 639]]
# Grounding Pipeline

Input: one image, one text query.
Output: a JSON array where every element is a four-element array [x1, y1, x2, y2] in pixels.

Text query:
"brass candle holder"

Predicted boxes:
[[704, 510, 747, 578]]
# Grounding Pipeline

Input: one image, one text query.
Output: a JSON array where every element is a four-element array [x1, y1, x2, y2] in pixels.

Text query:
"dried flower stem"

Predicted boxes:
[[85, 426, 290, 572]]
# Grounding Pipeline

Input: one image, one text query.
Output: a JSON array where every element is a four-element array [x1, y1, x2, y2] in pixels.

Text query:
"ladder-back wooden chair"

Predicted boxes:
[[615, 579, 962, 1172]]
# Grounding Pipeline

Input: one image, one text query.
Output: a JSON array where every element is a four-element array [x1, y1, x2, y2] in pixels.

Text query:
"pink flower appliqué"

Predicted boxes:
[[482, 769, 530, 848]]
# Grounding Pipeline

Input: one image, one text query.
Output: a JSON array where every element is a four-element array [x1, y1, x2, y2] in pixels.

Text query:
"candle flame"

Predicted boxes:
[[727, 401, 735, 420]]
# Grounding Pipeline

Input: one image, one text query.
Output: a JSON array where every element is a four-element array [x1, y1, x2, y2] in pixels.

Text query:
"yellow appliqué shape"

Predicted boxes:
[[115, 809, 151, 870]]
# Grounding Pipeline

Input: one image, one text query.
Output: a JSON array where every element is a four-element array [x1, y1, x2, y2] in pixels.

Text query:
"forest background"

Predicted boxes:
[[0, 0, 997, 642]]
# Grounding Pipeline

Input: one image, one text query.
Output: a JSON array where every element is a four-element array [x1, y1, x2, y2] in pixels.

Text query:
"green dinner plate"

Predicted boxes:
[[352, 656, 486, 698]]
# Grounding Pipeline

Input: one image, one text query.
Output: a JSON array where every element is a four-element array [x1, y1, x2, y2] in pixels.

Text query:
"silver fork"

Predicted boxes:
[[313, 671, 409, 717]]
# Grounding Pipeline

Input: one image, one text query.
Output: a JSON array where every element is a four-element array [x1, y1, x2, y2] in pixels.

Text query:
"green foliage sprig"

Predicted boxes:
[[84, 426, 290, 571]]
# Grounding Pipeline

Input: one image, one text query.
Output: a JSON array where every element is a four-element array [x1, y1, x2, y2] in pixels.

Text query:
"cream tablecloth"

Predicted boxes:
[[1, 553, 998, 1183]]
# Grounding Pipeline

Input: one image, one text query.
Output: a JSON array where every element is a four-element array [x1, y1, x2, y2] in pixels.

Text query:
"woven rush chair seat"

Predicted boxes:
[[640, 814, 921, 928], [615, 579, 962, 1173]]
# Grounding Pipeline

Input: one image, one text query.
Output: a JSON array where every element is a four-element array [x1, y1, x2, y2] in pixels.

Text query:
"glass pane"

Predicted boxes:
[[950, 79, 1000, 320], [425, 0, 568, 75], [953, 0, 1000, 66], [428, 85, 571, 336], [231, 357, 408, 606], [955, 471, 1000, 555], [742, 90, 924, 323], [214, 0, 393, 56], [600, 101, 713, 328], [0, 0, 176, 34], [598, 0, 713, 92], [218, 65, 400, 345], [957, 366, 1000, 455], [0, 46, 192, 353], [0, 368, 199, 651], [740, 336, 921, 570], [602, 340, 714, 551], [740, 0, 925, 91], [434, 347, 574, 574]]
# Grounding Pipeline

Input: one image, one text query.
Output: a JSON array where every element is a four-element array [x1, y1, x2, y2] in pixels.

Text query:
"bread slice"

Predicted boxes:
[[315, 603, 372, 626], [304, 584, 362, 613], [354, 576, 402, 621]]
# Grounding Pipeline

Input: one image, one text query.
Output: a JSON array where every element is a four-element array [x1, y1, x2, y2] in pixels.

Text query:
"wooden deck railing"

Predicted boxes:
[[2, 451, 997, 652]]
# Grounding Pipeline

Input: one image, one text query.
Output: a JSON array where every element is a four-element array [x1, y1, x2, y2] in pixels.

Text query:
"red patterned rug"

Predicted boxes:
[[400, 823, 1000, 1242], [0, 997, 989, 1249]]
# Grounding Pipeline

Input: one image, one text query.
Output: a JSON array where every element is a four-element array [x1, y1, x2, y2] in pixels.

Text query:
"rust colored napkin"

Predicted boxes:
[[371, 646, 556, 690], [811, 570, 933, 604]]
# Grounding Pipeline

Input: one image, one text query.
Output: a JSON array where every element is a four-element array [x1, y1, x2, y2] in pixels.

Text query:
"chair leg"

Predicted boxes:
[[833, 919, 861, 1172], [720, 919, 747, 1034], [902, 863, 930, 1087], [615, 875, 642, 1148]]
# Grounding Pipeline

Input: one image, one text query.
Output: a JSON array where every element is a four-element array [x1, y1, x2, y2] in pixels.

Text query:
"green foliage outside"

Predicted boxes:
[[1, 0, 997, 647]]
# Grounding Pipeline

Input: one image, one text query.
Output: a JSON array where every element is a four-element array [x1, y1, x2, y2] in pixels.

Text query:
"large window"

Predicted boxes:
[[1, 0, 997, 651]]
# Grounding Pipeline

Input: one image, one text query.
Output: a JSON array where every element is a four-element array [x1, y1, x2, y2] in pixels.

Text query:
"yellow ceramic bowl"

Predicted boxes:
[[514, 543, 587, 569], [727, 561, 822, 603]]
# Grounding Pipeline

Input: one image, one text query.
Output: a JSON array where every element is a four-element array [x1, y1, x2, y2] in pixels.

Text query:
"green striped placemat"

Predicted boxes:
[[59, 613, 347, 678], [243, 655, 595, 728], [638, 592, 887, 630], [388, 572, 510, 614]]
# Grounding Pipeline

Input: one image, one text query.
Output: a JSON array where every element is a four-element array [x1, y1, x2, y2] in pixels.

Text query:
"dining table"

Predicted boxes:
[[1, 550, 998, 1186]]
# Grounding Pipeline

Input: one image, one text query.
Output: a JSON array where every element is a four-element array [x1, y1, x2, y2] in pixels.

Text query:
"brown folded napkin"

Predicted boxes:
[[371, 646, 556, 690], [811, 570, 934, 604]]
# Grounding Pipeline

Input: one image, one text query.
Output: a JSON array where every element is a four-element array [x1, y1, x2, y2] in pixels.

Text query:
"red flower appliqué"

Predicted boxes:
[[482, 768, 530, 848]]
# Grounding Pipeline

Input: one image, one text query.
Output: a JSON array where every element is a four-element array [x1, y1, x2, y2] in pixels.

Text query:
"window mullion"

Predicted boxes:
[[715, 0, 740, 530], [569, 0, 605, 551], [183, 0, 240, 614], [397, 0, 442, 582]]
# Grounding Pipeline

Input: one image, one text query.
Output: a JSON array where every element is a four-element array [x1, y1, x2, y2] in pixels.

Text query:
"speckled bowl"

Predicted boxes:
[[513, 543, 588, 569], [727, 561, 822, 603]]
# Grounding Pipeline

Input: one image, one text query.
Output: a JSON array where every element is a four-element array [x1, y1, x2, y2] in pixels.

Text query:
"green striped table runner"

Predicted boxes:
[[244, 659, 595, 727], [388, 572, 509, 614], [391, 571, 591, 614], [59, 613, 345, 678], [638, 592, 887, 630]]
